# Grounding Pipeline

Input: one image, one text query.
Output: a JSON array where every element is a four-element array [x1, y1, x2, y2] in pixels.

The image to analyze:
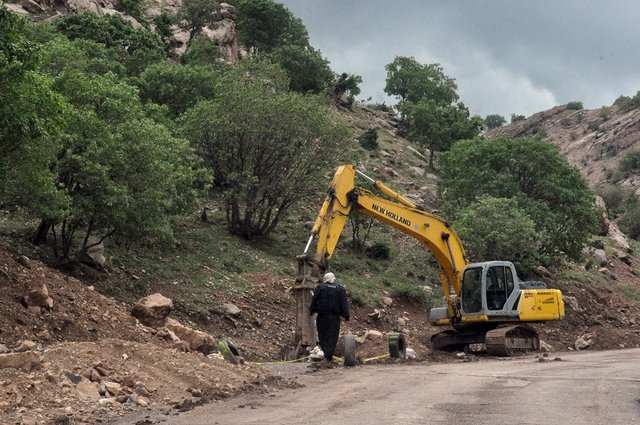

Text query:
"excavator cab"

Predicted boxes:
[[459, 261, 520, 319]]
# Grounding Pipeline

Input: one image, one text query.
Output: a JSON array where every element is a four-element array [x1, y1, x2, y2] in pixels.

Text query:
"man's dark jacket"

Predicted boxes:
[[309, 281, 350, 320]]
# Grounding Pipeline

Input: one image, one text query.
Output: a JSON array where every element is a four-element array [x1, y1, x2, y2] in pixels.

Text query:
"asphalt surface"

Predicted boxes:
[[114, 349, 640, 425]]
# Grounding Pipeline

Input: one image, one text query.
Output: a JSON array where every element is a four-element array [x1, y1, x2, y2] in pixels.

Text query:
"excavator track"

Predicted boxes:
[[485, 325, 540, 356]]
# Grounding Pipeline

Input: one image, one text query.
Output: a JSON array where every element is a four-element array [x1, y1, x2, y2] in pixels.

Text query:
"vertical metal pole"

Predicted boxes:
[[294, 255, 317, 347]]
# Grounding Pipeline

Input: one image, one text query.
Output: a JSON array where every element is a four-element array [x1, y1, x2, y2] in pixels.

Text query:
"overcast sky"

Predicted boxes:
[[278, 0, 640, 118]]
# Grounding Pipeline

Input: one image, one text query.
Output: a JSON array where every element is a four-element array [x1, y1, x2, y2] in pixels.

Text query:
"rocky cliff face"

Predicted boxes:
[[4, 0, 240, 63], [487, 104, 640, 195]]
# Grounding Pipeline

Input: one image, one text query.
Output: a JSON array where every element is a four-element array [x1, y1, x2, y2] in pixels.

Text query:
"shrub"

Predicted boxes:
[[358, 128, 379, 151], [566, 101, 584, 110], [589, 239, 605, 250], [510, 113, 525, 123], [596, 185, 635, 219], [587, 121, 600, 132], [619, 203, 640, 240], [619, 150, 640, 175], [181, 73, 349, 240], [614, 93, 640, 112], [367, 102, 394, 113], [599, 106, 611, 120], [366, 242, 390, 260]]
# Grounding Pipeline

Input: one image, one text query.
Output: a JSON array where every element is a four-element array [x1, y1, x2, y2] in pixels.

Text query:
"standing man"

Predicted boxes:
[[309, 272, 350, 363]]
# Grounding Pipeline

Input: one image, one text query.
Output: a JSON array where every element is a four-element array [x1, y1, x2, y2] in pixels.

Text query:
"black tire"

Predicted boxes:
[[228, 340, 240, 357], [343, 334, 357, 366], [388, 333, 406, 359]]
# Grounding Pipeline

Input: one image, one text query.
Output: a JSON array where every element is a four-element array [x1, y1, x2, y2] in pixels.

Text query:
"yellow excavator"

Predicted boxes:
[[293, 164, 564, 356]]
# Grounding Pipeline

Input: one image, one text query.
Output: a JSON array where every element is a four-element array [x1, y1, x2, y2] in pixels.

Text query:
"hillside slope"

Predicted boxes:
[[487, 104, 640, 193]]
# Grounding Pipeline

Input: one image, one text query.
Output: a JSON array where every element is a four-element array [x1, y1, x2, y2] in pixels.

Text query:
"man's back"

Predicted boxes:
[[310, 282, 349, 320]]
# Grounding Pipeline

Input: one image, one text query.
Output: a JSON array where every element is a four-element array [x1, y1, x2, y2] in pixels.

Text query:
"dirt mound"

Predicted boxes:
[[0, 250, 149, 348], [538, 253, 640, 352], [0, 251, 293, 424]]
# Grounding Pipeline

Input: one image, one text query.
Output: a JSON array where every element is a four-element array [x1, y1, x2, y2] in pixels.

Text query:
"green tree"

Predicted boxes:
[[153, 12, 175, 49], [267, 45, 333, 94], [54, 12, 165, 76], [333, 72, 363, 106], [439, 136, 598, 266], [408, 100, 482, 168], [453, 196, 539, 274], [484, 114, 506, 130], [177, 0, 221, 43], [236, 0, 309, 52], [55, 12, 164, 54], [181, 74, 349, 239], [40, 37, 126, 77], [384, 56, 458, 115], [137, 62, 225, 117], [34, 70, 204, 260], [181, 34, 221, 65], [0, 8, 68, 212]]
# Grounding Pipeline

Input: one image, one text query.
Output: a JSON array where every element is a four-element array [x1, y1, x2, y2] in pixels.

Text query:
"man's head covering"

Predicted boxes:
[[323, 272, 336, 283]]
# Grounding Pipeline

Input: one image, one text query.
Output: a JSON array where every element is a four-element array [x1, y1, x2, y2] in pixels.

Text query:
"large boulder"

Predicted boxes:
[[164, 318, 216, 354], [131, 293, 173, 327]]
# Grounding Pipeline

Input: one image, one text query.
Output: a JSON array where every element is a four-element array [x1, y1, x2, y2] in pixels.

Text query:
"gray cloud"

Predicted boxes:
[[279, 0, 640, 117]]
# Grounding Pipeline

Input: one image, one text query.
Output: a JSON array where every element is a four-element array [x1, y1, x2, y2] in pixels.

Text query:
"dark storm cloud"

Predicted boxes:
[[278, 0, 640, 117]]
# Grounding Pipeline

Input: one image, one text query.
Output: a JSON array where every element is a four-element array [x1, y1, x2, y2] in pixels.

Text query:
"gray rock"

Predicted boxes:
[[539, 340, 553, 352], [16, 255, 31, 269], [409, 166, 426, 176], [563, 295, 580, 312], [0, 344, 8, 354], [592, 248, 608, 267], [537, 265, 552, 278], [574, 336, 591, 350], [79, 236, 107, 269], [221, 303, 241, 316]]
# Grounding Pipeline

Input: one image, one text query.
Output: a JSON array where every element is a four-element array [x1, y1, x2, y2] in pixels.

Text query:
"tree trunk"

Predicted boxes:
[[429, 150, 435, 169], [31, 219, 51, 245]]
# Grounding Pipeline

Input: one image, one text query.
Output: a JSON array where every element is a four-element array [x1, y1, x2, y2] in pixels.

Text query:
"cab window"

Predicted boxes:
[[506, 267, 514, 296], [486, 266, 507, 310], [461, 267, 482, 313]]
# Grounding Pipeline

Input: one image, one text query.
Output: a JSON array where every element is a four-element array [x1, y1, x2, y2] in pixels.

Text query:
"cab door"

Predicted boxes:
[[485, 264, 519, 317]]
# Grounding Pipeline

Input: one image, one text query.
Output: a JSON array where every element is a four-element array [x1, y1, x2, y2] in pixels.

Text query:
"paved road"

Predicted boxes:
[[117, 349, 640, 425]]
